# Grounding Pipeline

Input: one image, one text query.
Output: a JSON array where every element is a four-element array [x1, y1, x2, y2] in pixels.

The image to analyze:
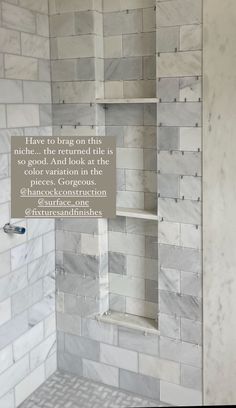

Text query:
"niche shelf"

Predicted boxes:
[[116, 207, 158, 221], [96, 98, 158, 104], [96, 311, 159, 335]]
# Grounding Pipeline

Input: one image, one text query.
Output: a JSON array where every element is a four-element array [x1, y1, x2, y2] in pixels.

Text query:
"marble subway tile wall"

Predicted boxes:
[[157, 0, 203, 405], [0, 1, 56, 406], [103, 0, 156, 98]]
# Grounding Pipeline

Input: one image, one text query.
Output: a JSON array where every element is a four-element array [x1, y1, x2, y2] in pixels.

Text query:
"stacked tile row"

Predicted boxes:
[[156, 0, 203, 404], [0, 1, 56, 406]]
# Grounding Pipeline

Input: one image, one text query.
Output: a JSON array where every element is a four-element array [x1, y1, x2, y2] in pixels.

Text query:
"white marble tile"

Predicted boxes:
[[160, 381, 202, 406], [0, 298, 11, 327], [57, 35, 94, 59], [0, 355, 29, 399], [15, 364, 45, 406], [139, 353, 180, 384], [0, 105, 6, 128], [109, 231, 145, 256], [100, 343, 138, 372], [21, 33, 50, 60], [5, 54, 38, 81], [7, 104, 40, 128], [158, 51, 202, 78], [0, 27, 20, 54], [2, 2, 36, 34], [109, 273, 145, 299], [180, 24, 202, 51], [157, 0, 202, 27]]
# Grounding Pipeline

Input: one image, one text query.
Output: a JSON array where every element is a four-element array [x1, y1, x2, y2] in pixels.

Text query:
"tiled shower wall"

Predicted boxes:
[[54, 0, 203, 406], [0, 1, 56, 407]]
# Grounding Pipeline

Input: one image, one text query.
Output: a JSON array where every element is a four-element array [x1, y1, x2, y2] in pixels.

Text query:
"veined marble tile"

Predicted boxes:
[[0, 345, 13, 376], [7, 104, 40, 128], [54, 0, 94, 13], [109, 293, 125, 313], [51, 59, 77, 82], [157, 27, 179, 52], [144, 56, 156, 80], [109, 273, 145, 299], [180, 224, 202, 249], [158, 51, 202, 78], [82, 318, 118, 345], [179, 77, 202, 102], [109, 231, 145, 256], [181, 364, 202, 391], [0, 27, 20, 54], [160, 336, 202, 367], [123, 80, 156, 99], [118, 327, 158, 356], [179, 127, 202, 151], [120, 370, 160, 400], [157, 0, 202, 27], [83, 359, 119, 387], [159, 198, 201, 225], [104, 10, 142, 36], [53, 81, 95, 104], [180, 24, 202, 51], [21, 33, 50, 60], [127, 255, 158, 281], [117, 191, 144, 209], [160, 381, 202, 406], [13, 322, 44, 361], [105, 57, 142, 81], [2, 2, 36, 34], [65, 333, 99, 361], [104, 36, 122, 58], [30, 333, 56, 370], [159, 267, 180, 293], [126, 296, 157, 319], [180, 176, 201, 200], [11, 236, 43, 271], [0, 355, 29, 399], [117, 148, 143, 170], [19, 0, 48, 14], [57, 312, 81, 336], [0, 251, 10, 278], [100, 343, 138, 372], [15, 364, 46, 407], [181, 271, 202, 298], [157, 126, 179, 151], [158, 77, 179, 102], [104, 81, 123, 99], [52, 104, 95, 126], [143, 7, 156, 32], [139, 353, 180, 384], [159, 313, 181, 340], [126, 169, 157, 193], [158, 151, 201, 176], [124, 126, 156, 148], [57, 35, 94, 59], [0, 311, 29, 351], [158, 221, 180, 246], [123, 32, 156, 57], [181, 317, 202, 345], [5, 54, 38, 81], [0, 79, 23, 104], [23, 81, 51, 104], [36, 14, 49, 38], [159, 244, 201, 273], [157, 174, 179, 198], [159, 290, 202, 321], [12, 280, 43, 316], [106, 105, 144, 126], [158, 102, 201, 127], [0, 298, 11, 327], [50, 13, 75, 37]]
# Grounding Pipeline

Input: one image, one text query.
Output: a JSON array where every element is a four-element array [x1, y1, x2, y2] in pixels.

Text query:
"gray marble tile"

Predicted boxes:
[[157, 127, 179, 151], [123, 33, 156, 57], [158, 102, 201, 127], [159, 290, 202, 321], [63, 252, 106, 277], [39, 104, 52, 126], [65, 333, 100, 361], [0, 79, 23, 104], [57, 312, 81, 336], [63, 219, 99, 234], [158, 78, 180, 102], [159, 313, 181, 339], [181, 272, 202, 297], [53, 104, 95, 126], [159, 198, 201, 225], [158, 151, 201, 176], [75, 11, 95, 35], [58, 352, 83, 376], [5, 54, 38, 81], [145, 279, 158, 303], [157, 27, 179, 52], [158, 174, 179, 198], [157, 0, 202, 27], [51, 59, 77, 82], [104, 10, 142, 36], [143, 56, 156, 80], [0, 27, 20, 54], [181, 364, 202, 390], [144, 149, 157, 171], [120, 370, 160, 400], [82, 318, 118, 345], [50, 13, 75, 37], [106, 105, 144, 126], [21, 33, 50, 60], [108, 252, 127, 275], [0, 312, 29, 350], [109, 293, 126, 313], [105, 57, 142, 81], [159, 244, 201, 273], [2, 2, 35, 33], [181, 318, 202, 345], [12, 280, 43, 316], [77, 58, 95, 80], [83, 359, 119, 387], [160, 336, 202, 368]]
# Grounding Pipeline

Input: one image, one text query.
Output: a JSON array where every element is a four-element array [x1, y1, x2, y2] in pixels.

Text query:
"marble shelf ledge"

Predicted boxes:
[[96, 98, 158, 104], [96, 311, 159, 335], [116, 207, 158, 221]]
